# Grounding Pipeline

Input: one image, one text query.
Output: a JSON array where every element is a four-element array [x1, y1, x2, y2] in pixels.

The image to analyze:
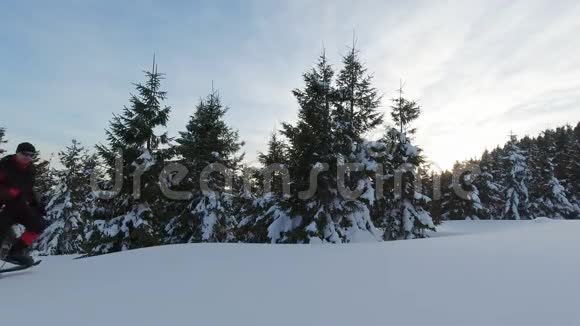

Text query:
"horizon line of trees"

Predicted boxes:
[[431, 125, 580, 222], [1, 44, 578, 256]]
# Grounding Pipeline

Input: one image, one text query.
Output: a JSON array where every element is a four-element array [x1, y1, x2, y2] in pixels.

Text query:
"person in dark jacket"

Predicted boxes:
[[0, 142, 47, 266]]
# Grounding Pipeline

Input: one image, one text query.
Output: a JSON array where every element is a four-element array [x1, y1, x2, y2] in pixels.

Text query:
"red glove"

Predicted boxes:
[[20, 231, 40, 246], [8, 188, 21, 198]]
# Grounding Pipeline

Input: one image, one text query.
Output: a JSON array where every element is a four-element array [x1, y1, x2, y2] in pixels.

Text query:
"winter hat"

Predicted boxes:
[[16, 142, 36, 154]]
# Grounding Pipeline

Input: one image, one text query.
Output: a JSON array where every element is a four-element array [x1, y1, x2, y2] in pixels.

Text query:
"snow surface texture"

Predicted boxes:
[[3, 220, 580, 326]]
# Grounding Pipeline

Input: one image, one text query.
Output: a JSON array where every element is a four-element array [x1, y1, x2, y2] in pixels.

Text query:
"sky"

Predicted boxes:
[[1, 0, 580, 170]]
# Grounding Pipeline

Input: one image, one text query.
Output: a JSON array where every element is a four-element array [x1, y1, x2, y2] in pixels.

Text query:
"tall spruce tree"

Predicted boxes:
[[390, 84, 420, 136], [378, 87, 434, 239], [258, 133, 289, 167], [0, 127, 7, 157], [473, 149, 503, 219], [34, 140, 97, 255], [527, 128, 579, 218], [570, 123, 580, 203], [440, 166, 460, 221], [333, 45, 385, 241], [165, 90, 244, 243], [502, 135, 530, 220], [553, 125, 580, 206], [333, 45, 383, 156], [237, 132, 290, 243], [32, 152, 54, 205], [87, 59, 171, 254], [432, 170, 452, 222], [275, 50, 383, 243], [442, 161, 487, 220], [254, 132, 290, 204], [276, 51, 341, 243]]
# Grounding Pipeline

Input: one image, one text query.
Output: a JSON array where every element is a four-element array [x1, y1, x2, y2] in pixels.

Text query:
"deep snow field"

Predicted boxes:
[[2, 219, 579, 326]]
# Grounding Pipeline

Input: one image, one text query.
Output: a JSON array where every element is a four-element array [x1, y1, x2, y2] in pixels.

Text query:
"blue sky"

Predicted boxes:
[[1, 0, 580, 170]]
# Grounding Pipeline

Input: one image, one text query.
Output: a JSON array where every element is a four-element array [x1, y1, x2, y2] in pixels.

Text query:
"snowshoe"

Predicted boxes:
[[0, 259, 41, 275], [3, 239, 34, 267], [0, 227, 16, 262]]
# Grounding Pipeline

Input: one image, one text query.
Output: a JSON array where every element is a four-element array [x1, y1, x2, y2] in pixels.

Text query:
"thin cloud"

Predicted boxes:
[[1, 1, 579, 170]]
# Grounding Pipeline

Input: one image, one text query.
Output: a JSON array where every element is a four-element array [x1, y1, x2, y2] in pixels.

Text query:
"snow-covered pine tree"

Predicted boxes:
[[528, 128, 579, 218], [257, 133, 290, 171], [432, 170, 452, 222], [378, 87, 435, 239], [570, 123, 580, 207], [87, 59, 171, 255], [165, 90, 244, 243], [237, 132, 291, 243], [275, 50, 384, 243], [442, 161, 487, 220], [333, 44, 383, 157], [32, 151, 54, 206], [34, 140, 97, 255], [0, 127, 7, 157], [473, 149, 503, 219], [332, 45, 385, 242], [274, 51, 345, 243], [415, 162, 445, 225], [502, 135, 530, 220], [552, 125, 580, 211], [440, 166, 459, 221], [434, 123, 579, 221]]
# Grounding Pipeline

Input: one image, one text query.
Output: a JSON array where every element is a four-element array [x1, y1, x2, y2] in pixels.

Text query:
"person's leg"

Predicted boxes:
[[3, 200, 46, 265], [0, 204, 18, 260], [14, 202, 46, 246], [0, 204, 17, 241]]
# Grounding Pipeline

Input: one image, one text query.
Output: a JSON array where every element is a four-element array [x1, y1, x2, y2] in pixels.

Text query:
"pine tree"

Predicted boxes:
[[570, 123, 580, 205], [87, 59, 171, 255], [502, 135, 530, 220], [0, 127, 7, 157], [473, 149, 503, 219], [237, 132, 290, 243], [34, 140, 97, 255], [440, 167, 459, 221], [390, 84, 420, 136], [333, 45, 385, 241], [275, 50, 383, 243], [433, 170, 452, 222], [276, 51, 341, 243], [527, 129, 579, 218], [333, 45, 383, 157], [377, 87, 434, 239], [258, 133, 289, 167], [553, 125, 580, 207], [442, 161, 487, 220], [381, 133, 434, 239], [254, 132, 290, 203], [165, 90, 244, 243], [32, 152, 54, 205]]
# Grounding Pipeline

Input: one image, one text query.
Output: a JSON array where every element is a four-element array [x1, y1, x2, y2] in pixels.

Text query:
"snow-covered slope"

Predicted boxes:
[[2, 220, 580, 326]]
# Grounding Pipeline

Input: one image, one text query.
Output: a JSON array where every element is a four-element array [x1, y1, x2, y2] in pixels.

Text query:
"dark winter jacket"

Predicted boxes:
[[0, 155, 37, 207]]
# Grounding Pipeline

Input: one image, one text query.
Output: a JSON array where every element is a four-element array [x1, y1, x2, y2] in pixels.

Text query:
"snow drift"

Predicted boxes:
[[2, 220, 580, 326]]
